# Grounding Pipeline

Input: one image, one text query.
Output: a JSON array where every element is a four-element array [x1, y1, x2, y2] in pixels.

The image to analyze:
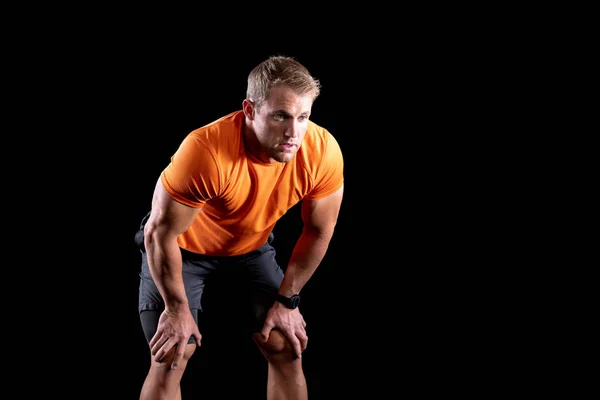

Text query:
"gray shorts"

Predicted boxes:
[[136, 215, 284, 344]]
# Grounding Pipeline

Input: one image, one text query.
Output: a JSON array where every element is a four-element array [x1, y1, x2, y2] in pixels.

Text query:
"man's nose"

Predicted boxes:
[[285, 120, 300, 138]]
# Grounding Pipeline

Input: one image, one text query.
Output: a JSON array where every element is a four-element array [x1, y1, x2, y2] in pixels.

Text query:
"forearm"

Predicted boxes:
[[280, 226, 334, 296], [146, 238, 189, 311]]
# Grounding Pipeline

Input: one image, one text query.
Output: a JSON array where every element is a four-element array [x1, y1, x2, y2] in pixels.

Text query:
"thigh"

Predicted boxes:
[[139, 309, 199, 344], [138, 250, 216, 345], [243, 243, 285, 331], [138, 249, 216, 313], [245, 242, 285, 289], [136, 212, 216, 314]]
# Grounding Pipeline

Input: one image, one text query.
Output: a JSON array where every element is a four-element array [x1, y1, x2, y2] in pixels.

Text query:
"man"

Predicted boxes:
[[136, 55, 344, 399]]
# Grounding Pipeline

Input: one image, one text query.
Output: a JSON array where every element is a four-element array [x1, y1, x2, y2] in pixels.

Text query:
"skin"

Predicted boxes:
[[243, 84, 313, 164], [140, 84, 344, 400]]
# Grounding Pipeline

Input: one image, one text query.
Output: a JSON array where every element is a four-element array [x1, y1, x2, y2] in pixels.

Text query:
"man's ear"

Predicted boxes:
[[242, 99, 255, 120]]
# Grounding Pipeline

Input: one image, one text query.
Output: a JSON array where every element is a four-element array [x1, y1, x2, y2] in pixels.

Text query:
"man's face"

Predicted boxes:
[[250, 85, 313, 163]]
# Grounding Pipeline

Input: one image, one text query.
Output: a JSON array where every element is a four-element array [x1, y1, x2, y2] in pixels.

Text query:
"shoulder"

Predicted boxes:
[[296, 120, 344, 200], [188, 110, 244, 145], [300, 120, 343, 163], [167, 110, 245, 177], [162, 111, 245, 202]]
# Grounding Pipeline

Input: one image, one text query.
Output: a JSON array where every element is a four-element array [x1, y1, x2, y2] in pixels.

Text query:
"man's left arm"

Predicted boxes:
[[260, 184, 344, 357], [280, 184, 344, 297]]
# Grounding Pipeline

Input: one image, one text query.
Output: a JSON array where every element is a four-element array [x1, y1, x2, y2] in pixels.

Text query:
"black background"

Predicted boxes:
[[121, 49, 377, 398], [23, 32, 504, 397], [114, 48, 471, 398], [2, 2, 549, 393]]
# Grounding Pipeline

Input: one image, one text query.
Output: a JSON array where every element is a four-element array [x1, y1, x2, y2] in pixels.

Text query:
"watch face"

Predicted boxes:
[[276, 293, 301, 309], [290, 295, 300, 308]]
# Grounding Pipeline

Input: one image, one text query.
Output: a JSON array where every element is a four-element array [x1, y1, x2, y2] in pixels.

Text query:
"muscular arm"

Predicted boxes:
[[143, 177, 203, 368], [280, 184, 344, 296], [260, 184, 344, 358], [144, 177, 201, 311]]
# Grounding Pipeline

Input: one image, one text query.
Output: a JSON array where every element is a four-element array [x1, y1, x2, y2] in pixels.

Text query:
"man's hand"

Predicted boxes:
[[260, 302, 308, 359], [149, 308, 202, 370]]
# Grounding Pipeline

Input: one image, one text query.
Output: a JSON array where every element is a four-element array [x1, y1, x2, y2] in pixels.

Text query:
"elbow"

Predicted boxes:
[[303, 224, 336, 240], [143, 220, 159, 250]]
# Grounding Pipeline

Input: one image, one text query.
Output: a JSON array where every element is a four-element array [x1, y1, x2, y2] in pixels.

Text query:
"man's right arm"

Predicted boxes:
[[144, 177, 203, 369], [144, 176, 201, 311]]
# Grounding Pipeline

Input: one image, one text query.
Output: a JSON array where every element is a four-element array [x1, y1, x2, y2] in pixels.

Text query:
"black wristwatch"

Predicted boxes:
[[275, 293, 301, 309]]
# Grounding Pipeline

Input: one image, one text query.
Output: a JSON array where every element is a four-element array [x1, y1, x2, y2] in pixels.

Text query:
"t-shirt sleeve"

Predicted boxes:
[[160, 133, 221, 208], [305, 133, 344, 200]]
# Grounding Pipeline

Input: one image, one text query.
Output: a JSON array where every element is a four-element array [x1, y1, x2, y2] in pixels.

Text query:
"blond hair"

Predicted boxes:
[[247, 55, 321, 109]]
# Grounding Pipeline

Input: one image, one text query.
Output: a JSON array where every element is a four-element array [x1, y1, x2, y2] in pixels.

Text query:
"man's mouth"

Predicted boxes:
[[280, 143, 295, 150]]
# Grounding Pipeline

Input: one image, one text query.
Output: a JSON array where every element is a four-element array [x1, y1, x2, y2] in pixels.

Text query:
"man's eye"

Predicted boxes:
[[273, 114, 285, 121]]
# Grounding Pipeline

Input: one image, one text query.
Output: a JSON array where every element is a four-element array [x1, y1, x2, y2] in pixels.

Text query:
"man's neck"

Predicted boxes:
[[242, 119, 272, 164]]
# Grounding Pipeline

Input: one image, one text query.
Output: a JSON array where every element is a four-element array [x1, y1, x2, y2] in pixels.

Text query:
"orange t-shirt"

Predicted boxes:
[[161, 110, 344, 256]]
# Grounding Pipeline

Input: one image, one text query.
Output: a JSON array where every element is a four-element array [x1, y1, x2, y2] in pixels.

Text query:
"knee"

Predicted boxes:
[[152, 343, 197, 368], [253, 330, 296, 362]]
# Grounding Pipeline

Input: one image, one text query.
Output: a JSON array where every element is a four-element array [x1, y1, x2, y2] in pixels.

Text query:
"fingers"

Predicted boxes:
[[148, 329, 162, 350], [299, 317, 308, 353], [170, 340, 186, 370], [264, 311, 308, 358], [292, 337, 303, 359], [149, 329, 183, 363], [295, 315, 308, 356], [193, 330, 203, 348], [151, 341, 173, 362], [149, 332, 169, 357], [298, 330, 308, 353], [261, 321, 274, 343], [280, 323, 307, 359], [286, 333, 304, 359], [151, 337, 177, 363], [292, 329, 309, 358]]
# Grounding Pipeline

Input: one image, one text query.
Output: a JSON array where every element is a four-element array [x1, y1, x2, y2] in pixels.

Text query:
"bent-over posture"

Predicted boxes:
[[136, 55, 344, 400]]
